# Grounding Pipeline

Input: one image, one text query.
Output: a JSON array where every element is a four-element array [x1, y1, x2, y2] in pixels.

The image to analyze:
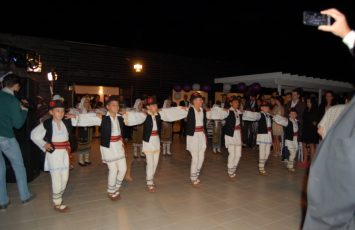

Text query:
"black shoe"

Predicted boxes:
[[78, 162, 87, 167], [84, 161, 92, 165], [22, 193, 36, 205], [0, 201, 10, 211]]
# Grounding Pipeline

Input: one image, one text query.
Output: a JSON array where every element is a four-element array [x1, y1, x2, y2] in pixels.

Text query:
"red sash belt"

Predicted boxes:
[[235, 125, 241, 130], [110, 135, 122, 142], [52, 141, 71, 153], [195, 126, 204, 132], [293, 132, 299, 137], [267, 127, 272, 132], [151, 130, 158, 136]]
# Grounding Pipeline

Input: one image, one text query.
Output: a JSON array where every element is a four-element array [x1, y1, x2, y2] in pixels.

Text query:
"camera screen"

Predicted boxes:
[[303, 11, 331, 26]]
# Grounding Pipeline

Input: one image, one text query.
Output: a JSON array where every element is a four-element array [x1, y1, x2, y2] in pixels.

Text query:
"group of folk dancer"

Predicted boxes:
[[30, 92, 301, 213]]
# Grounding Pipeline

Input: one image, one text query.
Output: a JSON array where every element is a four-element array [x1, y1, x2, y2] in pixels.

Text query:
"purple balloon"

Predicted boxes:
[[173, 85, 182, 92], [251, 82, 261, 92], [245, 86, 255, 97], [201, 85, 211, 92], [236, 83, 247, 93], [183, 84, 191, 92]]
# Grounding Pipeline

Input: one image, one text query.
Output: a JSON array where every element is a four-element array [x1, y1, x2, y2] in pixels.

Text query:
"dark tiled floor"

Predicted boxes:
[[0, 137, 307, 230]]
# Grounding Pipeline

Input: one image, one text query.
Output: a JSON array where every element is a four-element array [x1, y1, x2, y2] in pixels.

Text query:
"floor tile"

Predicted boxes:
[[0, 138, 306, 230]]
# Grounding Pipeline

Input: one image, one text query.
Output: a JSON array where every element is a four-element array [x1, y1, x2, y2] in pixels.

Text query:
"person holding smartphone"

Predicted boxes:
[[303, 9, 355, 229], [317, 9, 354, 55]]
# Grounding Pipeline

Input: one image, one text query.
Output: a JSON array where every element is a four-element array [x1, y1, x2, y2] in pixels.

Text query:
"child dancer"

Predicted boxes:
[[51, 95, 76, 170], [74, 96, 145, 201], [223, 96, 243, 180], [273, 108, 300, 172], [124, 96, 186, 192], [183, 92, 227, 187], [207, 96, 244, 180], [243, 101, 273, 175], [31, 100, 77, 212]]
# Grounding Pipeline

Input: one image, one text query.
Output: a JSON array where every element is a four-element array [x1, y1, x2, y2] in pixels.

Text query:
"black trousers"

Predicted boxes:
[[242, 121, 257, 147], [179, 119, 186, 137]]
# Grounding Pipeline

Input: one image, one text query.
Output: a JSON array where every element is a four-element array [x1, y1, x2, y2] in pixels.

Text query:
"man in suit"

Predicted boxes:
[[179, 94, 189, 136], [303, 9, 355, 229], [283, 89, 306, 162], [221, 94, 229, 109], [284, 89, 306, 124], [244, 94, 257, 112], [179, 94, 190, 107]]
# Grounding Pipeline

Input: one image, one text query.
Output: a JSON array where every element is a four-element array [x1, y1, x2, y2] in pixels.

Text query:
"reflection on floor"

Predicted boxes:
[[0, 138, 307, 230]]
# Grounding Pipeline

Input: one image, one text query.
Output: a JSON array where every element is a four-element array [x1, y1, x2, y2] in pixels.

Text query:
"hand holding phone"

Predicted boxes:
[[317, 8, 351, 39], [303, 11, 331, 27]]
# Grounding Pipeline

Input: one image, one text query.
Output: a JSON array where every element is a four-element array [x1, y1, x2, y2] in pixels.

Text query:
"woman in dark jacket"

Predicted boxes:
[[301, 97, 320, 168]]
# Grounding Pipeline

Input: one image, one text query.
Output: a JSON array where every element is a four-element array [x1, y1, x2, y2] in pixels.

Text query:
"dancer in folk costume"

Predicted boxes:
[[243, 101, 273, 175], [50, 95, 77, 170], [179, 92, 228, 187], [124, 96, 186, 192], [206, 96, 244, 180], [161, 98, 174, 156], [31, 100, 79, 212], [131, 99, 145, 159], [76, 96, 94, 166], [72, 96, 145, 201], [222, 96, 244, 180], [273, 108, 300, 172]]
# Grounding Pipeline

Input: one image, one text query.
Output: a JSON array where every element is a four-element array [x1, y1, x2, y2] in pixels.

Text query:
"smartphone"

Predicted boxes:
[[303, 11, 331, 27]]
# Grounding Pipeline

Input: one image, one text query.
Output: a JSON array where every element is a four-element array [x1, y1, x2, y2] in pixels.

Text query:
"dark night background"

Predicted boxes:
[[2, 0, 355, 82]]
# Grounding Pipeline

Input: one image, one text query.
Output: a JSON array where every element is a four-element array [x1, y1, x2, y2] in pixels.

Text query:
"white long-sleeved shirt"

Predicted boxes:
[[242, 111, 272, 128], [273, 115, 299, 132], [343, 30, 355, 50]]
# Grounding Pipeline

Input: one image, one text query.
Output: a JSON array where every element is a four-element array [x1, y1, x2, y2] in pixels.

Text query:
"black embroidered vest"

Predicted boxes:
[[185, 107, 207, 136], [257, 113, 272, 134], [143, 114, 161, 142], [224, 110, 242, 137], [100, 115, 125, 148], [284, 119, 299, 141], [43, 118, 77, 152]]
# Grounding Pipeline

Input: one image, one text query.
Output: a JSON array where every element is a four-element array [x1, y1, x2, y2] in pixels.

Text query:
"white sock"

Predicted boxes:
[[167, 144, 172, 155]]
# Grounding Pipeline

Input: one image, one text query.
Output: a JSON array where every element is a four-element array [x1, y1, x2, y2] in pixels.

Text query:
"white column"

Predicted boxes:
[[277, 84, 282, 95], [318, 89, 322, 105]]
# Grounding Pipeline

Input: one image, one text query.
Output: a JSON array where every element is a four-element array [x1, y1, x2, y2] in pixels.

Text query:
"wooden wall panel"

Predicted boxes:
[[0, 33, 243, 104]]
